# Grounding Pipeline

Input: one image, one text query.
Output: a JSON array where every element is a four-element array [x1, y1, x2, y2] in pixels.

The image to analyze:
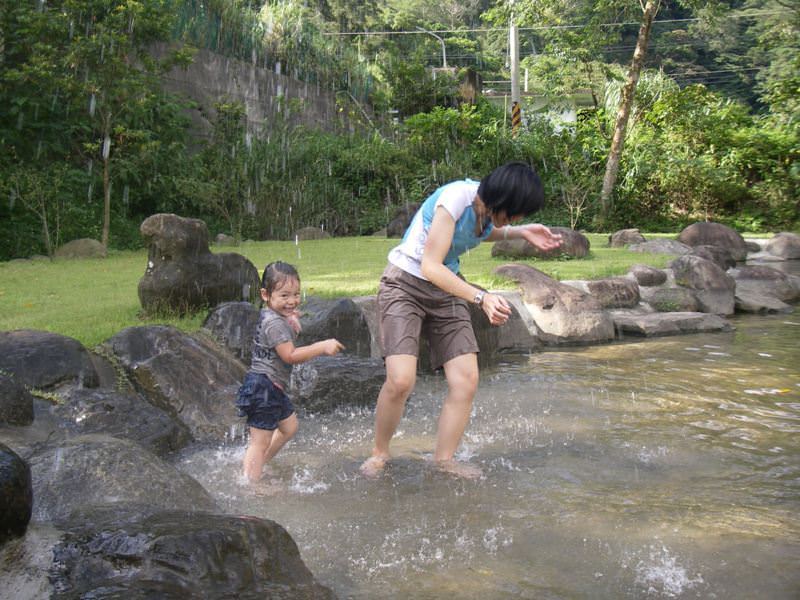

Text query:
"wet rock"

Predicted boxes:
[[386, 203, 419, 238], [492, 227, 590, 259], [295, 226, 331, 240], [729, 265, 800, 313], [628, 239, 692, 256], [102, 326, 245, 440], [49, 508, 334, 599], [0, 330, 99, 390], [691, 244, 736, 270], [493, 292, 543, 355], [609, 228, 646, 247], [677, 222, 748, 261], [203, 301, 261, 365], [563, 277, 640, 309], [610, 311, 733, 337], [764, 232, 800, 260], [138, 213, 260, 314], [640, 286, 701, 313], [0, 374, 34, 426], [52, 388, 192, 457], [494, 264, 614, 345], [28, 434, 216, 525], [628, 264, 668, 287], [0, 442, 32, 544], [670, 255, 736, 315], [291, 356, 385, 412], [298, 297, 373, 358], [53, 238, 106, 259]]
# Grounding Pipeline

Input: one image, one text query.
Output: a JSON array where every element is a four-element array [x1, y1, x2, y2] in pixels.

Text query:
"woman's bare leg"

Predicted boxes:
[[361, 354, 417, 475], [435, 353, 479, 463]]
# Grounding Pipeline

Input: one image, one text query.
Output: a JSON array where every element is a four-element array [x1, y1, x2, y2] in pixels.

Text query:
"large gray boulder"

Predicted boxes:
[[291, 355, 385, 412], [53, 238, 107, 259], [611, 311, 733, 337], [298, 297, 373, 358], [102, 326, 245, 440], [609, 228, 646, 247], [691, 244, 736, 270], [28, 434, 217, 524], [138, 213, 260, 314], [494, 264, 615, 344], [677, 222, 748, 261], [0, 442, 32, 544], [628, 264, 668, 287], [203, 301, 261, 365], [49, 508, 334, 599], [295, 226, 331, 241], [52, 388, 192, 457], [764, 232, 800, 260], [629, 239, 692, 256], [0, 330, 99, 390], [492, 227, 590, 259], [563, 277, 640, 309], [670, 255, 736, 315], [729, 264, 800, 313], [386, 203, 419, 237], [0, 374, 34, 426], [639, 286, 701, 313]]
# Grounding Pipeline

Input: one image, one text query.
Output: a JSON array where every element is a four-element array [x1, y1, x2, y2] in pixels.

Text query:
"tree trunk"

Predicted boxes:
[[598, 0, 660, 225]]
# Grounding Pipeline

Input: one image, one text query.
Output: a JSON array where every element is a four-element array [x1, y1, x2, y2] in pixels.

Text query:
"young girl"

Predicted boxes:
[[237, 261, 344, 482], [361, 162, 562, 478]]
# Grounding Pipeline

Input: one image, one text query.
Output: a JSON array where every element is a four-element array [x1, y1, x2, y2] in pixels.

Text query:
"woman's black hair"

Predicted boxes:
[[261, 261, 300, 294], [477, 161, 544, 218]]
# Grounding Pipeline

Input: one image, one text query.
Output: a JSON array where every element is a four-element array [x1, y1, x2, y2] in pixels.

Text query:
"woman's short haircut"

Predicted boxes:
[[477, 161, 544, 218]]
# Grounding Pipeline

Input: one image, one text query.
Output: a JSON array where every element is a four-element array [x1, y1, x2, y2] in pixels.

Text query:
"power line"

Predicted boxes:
[[321, 10, 792, 36]]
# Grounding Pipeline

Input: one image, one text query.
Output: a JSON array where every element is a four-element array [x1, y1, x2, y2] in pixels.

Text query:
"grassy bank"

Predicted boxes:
[[0, 234, 675, 347]]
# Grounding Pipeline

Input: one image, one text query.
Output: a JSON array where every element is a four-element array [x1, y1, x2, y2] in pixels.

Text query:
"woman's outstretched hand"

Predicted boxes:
[[520, 224, 563, 252]]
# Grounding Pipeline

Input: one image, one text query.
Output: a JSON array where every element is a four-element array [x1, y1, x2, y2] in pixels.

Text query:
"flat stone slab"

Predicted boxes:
[[610, 310, 733, 337]]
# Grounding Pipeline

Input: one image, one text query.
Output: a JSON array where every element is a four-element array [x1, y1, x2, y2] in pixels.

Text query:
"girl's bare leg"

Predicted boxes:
[[361, 354, 417, 475], [243, 427, 274, 482], [435, 353, 479, 467], [263, 413, 298, 463]]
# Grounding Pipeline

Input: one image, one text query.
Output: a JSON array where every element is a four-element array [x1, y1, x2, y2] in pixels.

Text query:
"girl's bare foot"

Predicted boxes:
[[434, 459, 483, 480], [359, 455, 389, 478]]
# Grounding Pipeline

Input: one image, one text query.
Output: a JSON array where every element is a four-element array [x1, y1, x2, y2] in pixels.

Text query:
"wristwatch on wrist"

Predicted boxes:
[[473, 290, 486, 306]]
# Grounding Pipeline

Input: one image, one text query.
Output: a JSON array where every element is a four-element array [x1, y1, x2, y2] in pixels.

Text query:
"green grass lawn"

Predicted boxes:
[[0, 234, 676, 347]]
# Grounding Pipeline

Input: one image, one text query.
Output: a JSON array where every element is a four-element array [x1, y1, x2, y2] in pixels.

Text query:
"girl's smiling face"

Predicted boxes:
[[262, 276, 301, 318]]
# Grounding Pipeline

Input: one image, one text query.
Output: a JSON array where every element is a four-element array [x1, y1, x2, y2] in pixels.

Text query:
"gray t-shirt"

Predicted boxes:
[[250, 308, 296, 390]]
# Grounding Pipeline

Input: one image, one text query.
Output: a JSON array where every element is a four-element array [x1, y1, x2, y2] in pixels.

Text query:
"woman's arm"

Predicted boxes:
[[421, 206, 512, 326], [487, 223, 563, 251]]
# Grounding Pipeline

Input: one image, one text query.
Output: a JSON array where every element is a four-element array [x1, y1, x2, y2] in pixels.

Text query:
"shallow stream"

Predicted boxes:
[[179, 269, 800, 599]]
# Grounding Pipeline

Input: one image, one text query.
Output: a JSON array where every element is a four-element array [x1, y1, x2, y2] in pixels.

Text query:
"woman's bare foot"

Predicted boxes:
[[434, 459, 483, 479], [360, 454, 389, 478]]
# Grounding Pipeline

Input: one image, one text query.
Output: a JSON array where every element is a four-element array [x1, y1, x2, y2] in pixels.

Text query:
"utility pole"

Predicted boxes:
[[416, 27, 447, 69], [509, 4, 521, 137]]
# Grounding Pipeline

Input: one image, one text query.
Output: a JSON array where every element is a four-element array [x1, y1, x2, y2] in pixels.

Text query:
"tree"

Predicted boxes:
[[598, 0, 660, 224]]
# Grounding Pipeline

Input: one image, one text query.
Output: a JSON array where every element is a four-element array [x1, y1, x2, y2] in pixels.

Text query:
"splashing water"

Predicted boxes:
[[176, 304, 800, 599]]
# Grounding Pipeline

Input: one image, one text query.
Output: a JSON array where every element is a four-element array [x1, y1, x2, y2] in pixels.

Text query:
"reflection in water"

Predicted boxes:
[[179, 313, 800, 599]]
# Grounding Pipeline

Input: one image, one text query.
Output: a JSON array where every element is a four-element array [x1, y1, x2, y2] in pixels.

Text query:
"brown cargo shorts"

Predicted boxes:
[[378, 263, 479, 370]]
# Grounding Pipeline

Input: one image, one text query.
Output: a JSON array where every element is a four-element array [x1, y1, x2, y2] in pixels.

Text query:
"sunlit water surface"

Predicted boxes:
[[179, 310, 800, 599]]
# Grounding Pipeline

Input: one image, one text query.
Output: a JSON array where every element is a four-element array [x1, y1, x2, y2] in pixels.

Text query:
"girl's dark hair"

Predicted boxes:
[[261, 261, 299, 293], [477, 161, 544, 218]]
